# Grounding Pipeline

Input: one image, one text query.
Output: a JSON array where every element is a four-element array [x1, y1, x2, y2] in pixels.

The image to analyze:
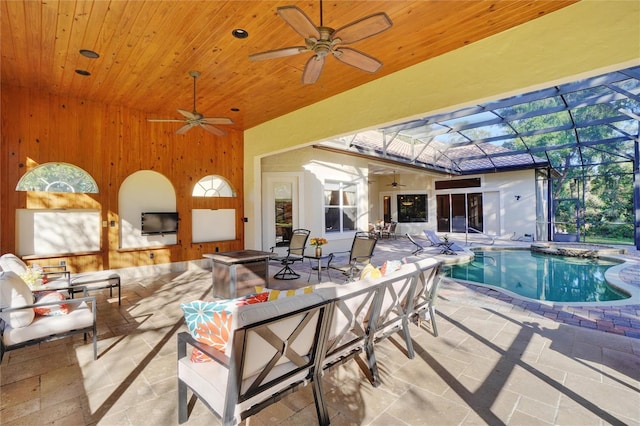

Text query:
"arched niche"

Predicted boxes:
[[119, 170, 177, 248]]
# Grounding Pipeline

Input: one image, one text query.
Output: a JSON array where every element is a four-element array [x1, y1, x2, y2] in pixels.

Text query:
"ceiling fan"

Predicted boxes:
[[387, 172, 406, 188], [249, 1, 393, 84], [147, 71, 233, 136]]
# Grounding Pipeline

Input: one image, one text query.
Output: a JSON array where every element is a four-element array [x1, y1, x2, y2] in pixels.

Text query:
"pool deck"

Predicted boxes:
[[419, 236, 640, 339], [2, 235, 639, 425]]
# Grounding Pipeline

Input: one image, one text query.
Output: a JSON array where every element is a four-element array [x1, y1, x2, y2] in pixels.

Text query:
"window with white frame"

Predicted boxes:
[[324, 181, 357, 233], [192, 175, 236, 197]]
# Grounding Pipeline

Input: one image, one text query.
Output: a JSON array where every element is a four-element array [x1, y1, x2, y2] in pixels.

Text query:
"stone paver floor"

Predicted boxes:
[[1, 236, 639, 424]]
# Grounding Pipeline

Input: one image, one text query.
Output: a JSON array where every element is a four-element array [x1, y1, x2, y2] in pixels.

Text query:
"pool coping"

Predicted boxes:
[[442, 245, 640, 338], [450, 245, 640, 306]]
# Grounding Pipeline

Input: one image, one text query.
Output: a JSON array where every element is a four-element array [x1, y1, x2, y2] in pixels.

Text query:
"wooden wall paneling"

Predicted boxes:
[[1, 86, 18, 253], [2, 85, 244, 270], [105, 104, 120, 270]]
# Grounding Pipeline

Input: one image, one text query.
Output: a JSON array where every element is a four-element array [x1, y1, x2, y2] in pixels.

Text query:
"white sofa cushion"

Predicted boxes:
[[0, 271, 35, 328], [2, 300, 92, 346]]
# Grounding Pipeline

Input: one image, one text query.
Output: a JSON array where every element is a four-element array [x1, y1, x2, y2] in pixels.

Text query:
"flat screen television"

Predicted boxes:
[[141, 212, 179, 235]]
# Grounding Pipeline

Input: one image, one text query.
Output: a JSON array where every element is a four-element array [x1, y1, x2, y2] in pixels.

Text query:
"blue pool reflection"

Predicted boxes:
[[443, 249, 629, 303]]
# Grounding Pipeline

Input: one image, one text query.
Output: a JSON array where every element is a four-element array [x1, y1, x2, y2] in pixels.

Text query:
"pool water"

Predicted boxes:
[[443, 249, 630, 303]]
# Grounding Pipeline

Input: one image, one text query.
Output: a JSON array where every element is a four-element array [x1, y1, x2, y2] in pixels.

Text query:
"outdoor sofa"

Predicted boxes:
[[177, 256, 442, 425]]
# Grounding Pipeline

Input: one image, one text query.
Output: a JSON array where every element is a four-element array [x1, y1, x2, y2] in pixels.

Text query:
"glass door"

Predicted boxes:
[[262, 173, 302, 251], [436, 193, 484, 233], [436, 194, 450, 232], [274, 183, 292, 247], [451, 194, 467, 232]]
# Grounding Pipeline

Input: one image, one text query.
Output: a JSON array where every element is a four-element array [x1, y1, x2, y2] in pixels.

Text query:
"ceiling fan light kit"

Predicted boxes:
[[249, 1, 392, 84], [147, 71, 233, 136]]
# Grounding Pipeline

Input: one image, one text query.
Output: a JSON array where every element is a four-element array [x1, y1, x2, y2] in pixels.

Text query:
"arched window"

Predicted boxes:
[[192, 175, 236, 197], [16, 162, 98, 193]]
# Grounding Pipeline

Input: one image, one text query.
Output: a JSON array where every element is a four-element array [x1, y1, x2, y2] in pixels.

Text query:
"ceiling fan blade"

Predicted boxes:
[[334, 47, 383, 73], [249, 46, 307, 62], [332, 12, 392, 44], [200, 123, 227, 136], [201, 117, 233, 125], [177, 109, 198, 120], [302, 55, 325, 84], [277, 6, 320, 40], [147, 118, 186, 123], [176, 123, 194, 134]]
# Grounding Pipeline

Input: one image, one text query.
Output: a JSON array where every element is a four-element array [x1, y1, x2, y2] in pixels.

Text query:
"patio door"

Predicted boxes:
[[262, 173, 303, 251], [436, 193, 484, 233]]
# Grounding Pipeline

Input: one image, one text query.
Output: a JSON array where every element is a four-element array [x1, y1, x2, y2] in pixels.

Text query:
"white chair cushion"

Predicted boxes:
[[178, 355, 310, 421], [0, 254, 29, 275], [0, 271, 35, 328]]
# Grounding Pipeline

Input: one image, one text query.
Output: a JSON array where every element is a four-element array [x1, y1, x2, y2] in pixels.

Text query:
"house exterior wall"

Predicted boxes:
[[262, 147, 372, 253], [0, 85, 244, 272], [262, 147, 538, 246]]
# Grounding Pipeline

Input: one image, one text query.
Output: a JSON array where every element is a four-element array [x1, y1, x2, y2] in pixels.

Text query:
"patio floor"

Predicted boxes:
[[1, 235, 639, 425]]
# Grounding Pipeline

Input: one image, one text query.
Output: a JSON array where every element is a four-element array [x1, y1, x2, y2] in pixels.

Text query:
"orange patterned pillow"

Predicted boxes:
[[34, 291, 69, 316], [181, 293, 269, 363]]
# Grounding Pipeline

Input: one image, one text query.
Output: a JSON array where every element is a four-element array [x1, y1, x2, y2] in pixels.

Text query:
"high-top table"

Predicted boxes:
[[203, 250, 272, 299]]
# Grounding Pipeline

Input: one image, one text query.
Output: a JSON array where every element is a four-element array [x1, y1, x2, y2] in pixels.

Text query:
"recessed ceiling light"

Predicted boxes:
[[75, 69, 91, 76], [231, 108, 240, 112], [79, 49, 100, 59], [232, 29, 248, 39]]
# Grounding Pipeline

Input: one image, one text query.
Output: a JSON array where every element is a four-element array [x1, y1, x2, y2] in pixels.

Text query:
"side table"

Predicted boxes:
[[203, 250, 272, 299], [304, 253, 334, 282]]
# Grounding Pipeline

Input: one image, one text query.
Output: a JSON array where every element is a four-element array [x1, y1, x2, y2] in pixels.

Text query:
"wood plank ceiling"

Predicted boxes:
[[1, 1, 576, 132]]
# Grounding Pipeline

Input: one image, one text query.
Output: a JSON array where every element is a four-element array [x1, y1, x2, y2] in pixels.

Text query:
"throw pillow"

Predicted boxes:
[[359, 263, 382, 280], [34, 291, 69, 316], [181, 293, 269, 363], [380, 260, 402, 276], [0, 271, 35, 328], [0, 254, 29, 275], [254, 286, 313, 301]]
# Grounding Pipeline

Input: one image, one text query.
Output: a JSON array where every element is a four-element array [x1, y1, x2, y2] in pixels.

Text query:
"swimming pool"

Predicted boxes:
[[443, 249, 630, 303]]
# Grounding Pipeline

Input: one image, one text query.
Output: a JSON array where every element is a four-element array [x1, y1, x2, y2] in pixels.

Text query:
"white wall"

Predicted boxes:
[[483, 170, 537, 237]]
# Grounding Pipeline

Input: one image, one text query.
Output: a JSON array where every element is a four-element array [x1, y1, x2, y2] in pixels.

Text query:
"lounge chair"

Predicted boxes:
[[406, 234, 426, 255], [423, 230, 464, 254]]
